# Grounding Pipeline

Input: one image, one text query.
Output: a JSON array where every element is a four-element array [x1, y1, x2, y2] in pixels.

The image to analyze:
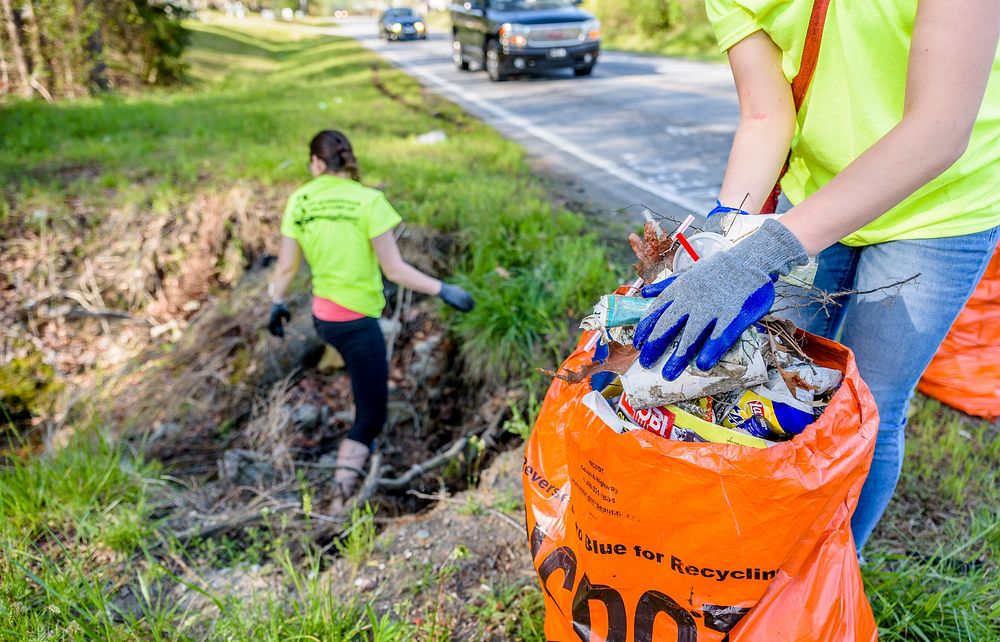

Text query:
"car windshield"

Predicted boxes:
[[384, 8, 416, 17], [490, 0, 575, 10]]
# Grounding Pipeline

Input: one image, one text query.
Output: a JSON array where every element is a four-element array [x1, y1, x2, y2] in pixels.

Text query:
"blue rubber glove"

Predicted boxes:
[[703, 199, 750, 235], [633, 218, 808, 380]]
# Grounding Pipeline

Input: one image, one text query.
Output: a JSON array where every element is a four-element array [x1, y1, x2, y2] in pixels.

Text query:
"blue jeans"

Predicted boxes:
[[778, 227, 999, 551]]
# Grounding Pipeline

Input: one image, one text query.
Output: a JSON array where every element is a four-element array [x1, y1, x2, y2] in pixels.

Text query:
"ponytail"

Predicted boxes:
[[309, 130, 361, 181]]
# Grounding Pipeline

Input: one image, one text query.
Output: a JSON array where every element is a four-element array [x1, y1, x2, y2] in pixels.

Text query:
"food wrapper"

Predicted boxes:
[[784, 363, 843, 397], [580, 391, 635, 435], [722, 387, 815, 437], [619, 329, 768, 409], [580, 295, 653, 332], [616, 392, 774, 448], [615, 393, 705, 442]]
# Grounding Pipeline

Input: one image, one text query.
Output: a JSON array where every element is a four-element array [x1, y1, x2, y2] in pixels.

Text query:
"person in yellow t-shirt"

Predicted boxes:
[[268, 130, 474, 506], [632, 1, 1000, 552]]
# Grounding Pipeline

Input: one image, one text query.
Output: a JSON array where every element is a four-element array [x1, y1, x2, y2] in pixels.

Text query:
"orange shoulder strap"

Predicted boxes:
[[792, 0, 831, 110], [762, 0, 831, 213]]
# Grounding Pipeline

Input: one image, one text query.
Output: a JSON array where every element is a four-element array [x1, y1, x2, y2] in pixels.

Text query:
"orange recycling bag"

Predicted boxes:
[[523, 330, 879, 641], [919, 241, 1000, 419]]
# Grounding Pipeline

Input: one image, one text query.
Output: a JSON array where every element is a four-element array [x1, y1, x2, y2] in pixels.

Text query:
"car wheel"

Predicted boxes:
[[486, 40, 506, 82], [452, 39, 470, 70], [573, 65, 594, 77]]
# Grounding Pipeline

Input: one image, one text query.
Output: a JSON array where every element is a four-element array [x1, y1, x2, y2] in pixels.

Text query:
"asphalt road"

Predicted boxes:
[[336, 18, 739, 223]]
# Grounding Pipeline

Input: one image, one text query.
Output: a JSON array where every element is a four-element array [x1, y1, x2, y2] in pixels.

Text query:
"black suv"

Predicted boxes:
[[451, 0, 600, 81]]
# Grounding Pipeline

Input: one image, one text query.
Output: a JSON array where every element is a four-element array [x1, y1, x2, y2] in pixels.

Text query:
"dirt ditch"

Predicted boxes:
[[2, 180, 540, 634], [141, 272, 524, 542]]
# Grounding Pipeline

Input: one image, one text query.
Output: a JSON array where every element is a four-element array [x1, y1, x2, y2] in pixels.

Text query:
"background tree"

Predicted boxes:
[[1, 0, 32, 97], [0, 0, 189, 101]]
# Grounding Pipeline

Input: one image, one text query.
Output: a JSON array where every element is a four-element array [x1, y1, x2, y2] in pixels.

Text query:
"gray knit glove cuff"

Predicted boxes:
[[736, 218, 810, 277]]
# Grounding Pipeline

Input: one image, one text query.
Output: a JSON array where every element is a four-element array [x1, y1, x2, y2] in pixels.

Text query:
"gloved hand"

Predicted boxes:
[[268, 302, 291, 337], [633, 218, 808, 380], [439, 283, 475, 312], [702, 199, 750, 235]]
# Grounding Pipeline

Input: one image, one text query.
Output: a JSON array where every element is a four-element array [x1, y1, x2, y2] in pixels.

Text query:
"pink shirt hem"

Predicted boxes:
[[312, 295, 366, 322]]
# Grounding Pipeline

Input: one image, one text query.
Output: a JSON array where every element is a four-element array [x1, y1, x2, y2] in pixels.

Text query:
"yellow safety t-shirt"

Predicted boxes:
[[707, 0, 1000, 246], [280, 175, 401, 317]]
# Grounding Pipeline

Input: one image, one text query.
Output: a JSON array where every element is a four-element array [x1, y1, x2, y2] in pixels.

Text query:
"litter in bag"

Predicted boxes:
[[523, 330, 879, 641]]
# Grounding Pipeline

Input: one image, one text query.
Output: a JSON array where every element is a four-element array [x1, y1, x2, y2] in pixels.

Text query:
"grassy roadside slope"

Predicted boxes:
[[1, 17, 614, 640], [1, 16, 997, 642]]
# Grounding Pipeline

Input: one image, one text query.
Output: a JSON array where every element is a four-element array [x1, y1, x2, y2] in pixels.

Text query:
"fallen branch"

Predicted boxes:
[[377, 437, 467, 490], [65, 307, 143, 322], [167, 501, 301, 543], [769, 273, 921, 316]]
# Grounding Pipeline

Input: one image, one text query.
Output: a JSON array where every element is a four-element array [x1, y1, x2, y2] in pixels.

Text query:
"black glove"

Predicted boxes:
[[268, 303, 291, 337], [439, 283, 475, 312]]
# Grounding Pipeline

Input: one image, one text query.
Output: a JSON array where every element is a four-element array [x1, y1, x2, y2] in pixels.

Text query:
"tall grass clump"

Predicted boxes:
[[0, 431, 161, 640], [863, 516, 999, 641]]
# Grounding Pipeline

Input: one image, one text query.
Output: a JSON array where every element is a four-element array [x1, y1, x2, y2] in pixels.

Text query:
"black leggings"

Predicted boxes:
[[313, 316, 388, 448]]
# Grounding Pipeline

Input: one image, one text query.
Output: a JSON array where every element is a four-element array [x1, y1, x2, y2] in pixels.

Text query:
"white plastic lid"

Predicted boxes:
[[672, 232, 733, 272]]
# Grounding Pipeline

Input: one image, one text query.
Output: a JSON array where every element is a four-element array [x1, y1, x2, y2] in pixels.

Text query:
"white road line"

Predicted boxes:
[[364, 42, 706, 215]]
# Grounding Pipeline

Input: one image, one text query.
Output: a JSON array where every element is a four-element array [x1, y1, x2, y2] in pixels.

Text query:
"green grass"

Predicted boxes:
[[1, 16, 997, 642], [599, 24, 724, 62], [583, 0, 725, 61], [0, 432, 161, 640], [861, 396, 1000, 641]]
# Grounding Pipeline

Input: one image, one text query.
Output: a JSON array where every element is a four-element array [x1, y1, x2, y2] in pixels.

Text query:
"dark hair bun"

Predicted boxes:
[[310, 130, 360, 181]]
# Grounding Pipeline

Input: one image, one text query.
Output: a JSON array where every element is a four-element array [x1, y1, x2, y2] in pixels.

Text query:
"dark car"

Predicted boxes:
[[379, 7, 427, 41], [451, 0, 599, 81]]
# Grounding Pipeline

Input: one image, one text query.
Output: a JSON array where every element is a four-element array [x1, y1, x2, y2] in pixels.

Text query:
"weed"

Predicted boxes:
[[458, 496, 484, 517], [334, 502, 378, 569], [504, 390, 541, 441], [493, 490, 523, 514], [467, 582, 546, 641]]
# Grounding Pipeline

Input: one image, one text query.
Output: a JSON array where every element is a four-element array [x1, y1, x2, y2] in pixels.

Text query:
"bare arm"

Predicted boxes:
[[371, 231, 443, 296], [269, 236, 302, 303], [781, 0, 1000, 255], [718, 31, 796, 213]]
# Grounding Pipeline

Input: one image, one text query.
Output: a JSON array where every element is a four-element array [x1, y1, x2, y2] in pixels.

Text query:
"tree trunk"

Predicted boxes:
[[57, 34, 76, 98], [81, 0, 108, 92], [0, 28, 9, 95], [0, 0, 31, 97], [21, 0, 49, 97]]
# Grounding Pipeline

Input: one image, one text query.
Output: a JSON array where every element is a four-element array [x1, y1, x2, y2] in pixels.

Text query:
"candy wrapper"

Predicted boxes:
[[616, 392, 775, 448]]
